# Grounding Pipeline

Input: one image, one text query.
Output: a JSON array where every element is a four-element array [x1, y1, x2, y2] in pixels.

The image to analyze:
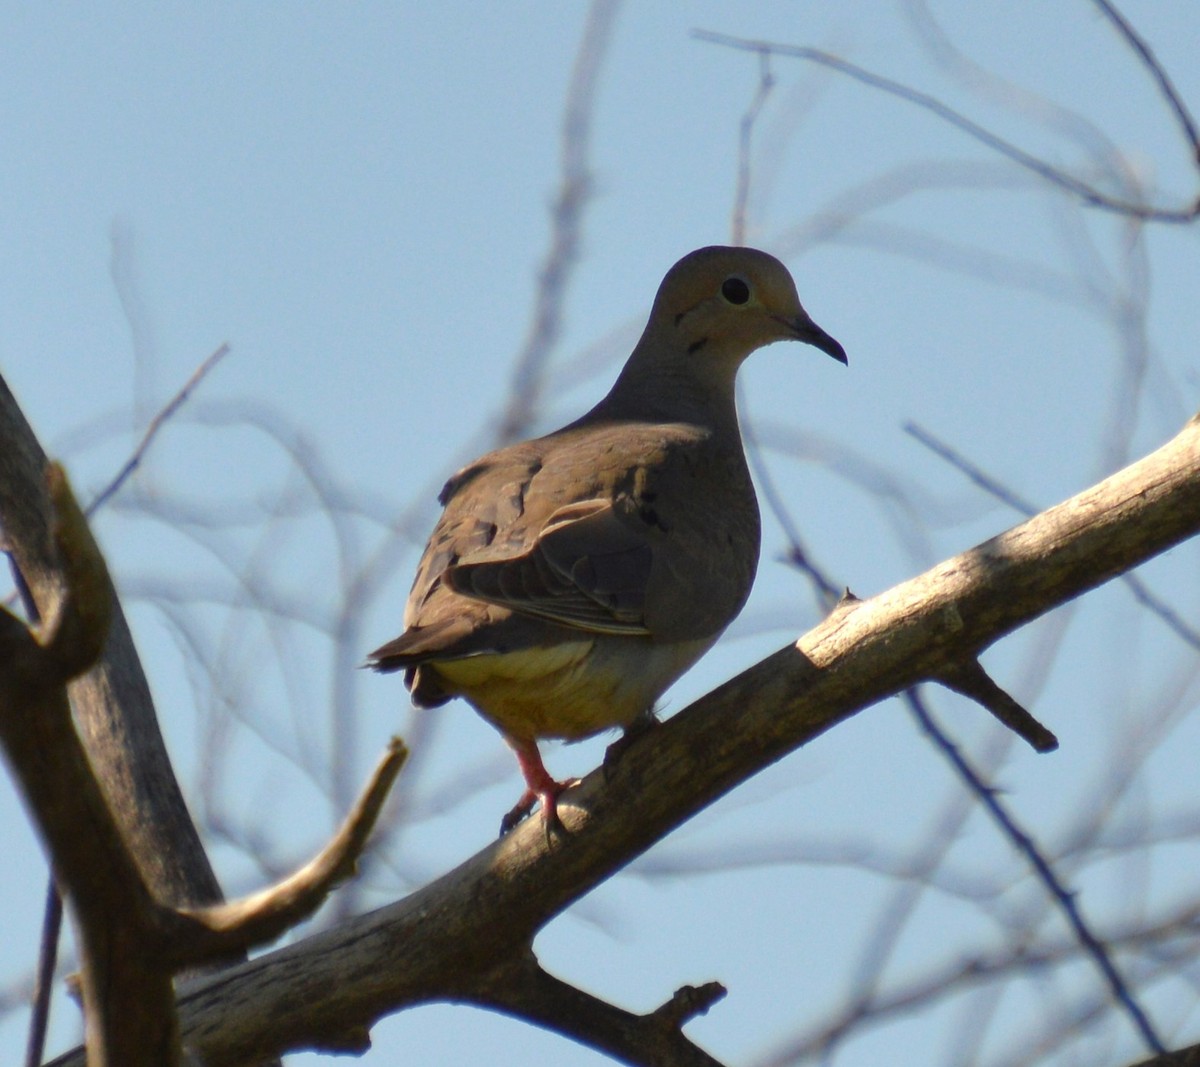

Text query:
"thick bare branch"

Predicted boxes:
[[0, 371, 224, 910], [0, 469, 180, 1066], [0, 482, 403, 1061], [1, 377, 375, 1065], [42, 413, 1198, 1066]]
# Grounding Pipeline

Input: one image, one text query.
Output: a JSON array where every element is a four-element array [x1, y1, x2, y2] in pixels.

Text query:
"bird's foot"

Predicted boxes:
[[603, 708, 660, 781], [501, 736, 580, 837], [499, 777, 580, 837], [500, 789, 539, 835]]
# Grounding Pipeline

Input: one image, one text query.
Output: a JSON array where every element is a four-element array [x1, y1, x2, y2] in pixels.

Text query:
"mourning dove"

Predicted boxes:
[[369, 246, 845, 831]]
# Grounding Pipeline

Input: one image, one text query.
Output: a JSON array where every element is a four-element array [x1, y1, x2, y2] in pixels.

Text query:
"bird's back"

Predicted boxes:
[[404, 414, 761, 645], [372, 414, 757, 736]]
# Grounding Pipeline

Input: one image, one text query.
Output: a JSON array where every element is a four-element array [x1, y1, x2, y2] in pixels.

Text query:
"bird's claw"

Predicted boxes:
[[603, 709, 660, 781], [498, 778, 580, 837]]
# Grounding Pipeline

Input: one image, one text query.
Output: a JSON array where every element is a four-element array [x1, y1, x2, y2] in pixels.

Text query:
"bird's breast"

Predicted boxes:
[[430, 633, 714, 742]]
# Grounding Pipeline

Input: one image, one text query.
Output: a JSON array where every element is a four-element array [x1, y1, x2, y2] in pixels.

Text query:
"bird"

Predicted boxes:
[[368, 246, 846, 833]]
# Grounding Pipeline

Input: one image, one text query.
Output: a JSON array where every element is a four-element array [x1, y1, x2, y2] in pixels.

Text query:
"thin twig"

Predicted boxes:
[[833, 729, 1017, 1063], [22, 876, 61, 1067], [727, 43, 836, 611], [760, 402, 1160, 1059], [763, 902, 1197, 1065], [1090, 0, 1200, 165], [497, 0, 620, 443], [741, 407, 840, 611], [8, 528, 57, 1067], [693, 29, 1200, 223], [906, 688, 1167, 1055], [731, 50, 775, 245], [904, 421, 1038, 514], [85, 342, 231, 517], [936, 660, 1058, 752], [179, 739, 406, 957]]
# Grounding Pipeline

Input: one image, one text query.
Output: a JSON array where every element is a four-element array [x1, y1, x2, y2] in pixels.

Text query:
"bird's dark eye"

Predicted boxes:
[[721, 276, 751, 305]]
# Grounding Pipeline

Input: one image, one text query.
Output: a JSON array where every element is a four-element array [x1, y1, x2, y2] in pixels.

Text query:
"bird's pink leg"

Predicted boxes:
[[501, 737, 579, 836]]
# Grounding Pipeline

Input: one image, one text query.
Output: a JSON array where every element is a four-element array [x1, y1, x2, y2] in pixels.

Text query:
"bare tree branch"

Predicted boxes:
[[730, 49, 775, 246], [22, 879, 61, 1067], [905, 420, 1200, 652], [935, 659, 1058, 753], [693, 30, 1200, 223], [0, 528, 401, 1062], [497, 0, 621, 443], [42, 410, 1199, 1066], [86, 342, 230, 517], [0, 372, 225, 912], [0, 465, 180, 1065], [472, 953, 727, 1067], [1090, 0, 1200, 164], [907, 690, 1166, 1056], [179, 739, 406, 955], [761, 898, 1200, 1065], [0, 392, 405, 1063]]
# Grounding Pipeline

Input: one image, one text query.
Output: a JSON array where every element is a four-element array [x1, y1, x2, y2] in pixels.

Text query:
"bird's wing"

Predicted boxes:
[[371, 420, 759, 672], [446, 496, 655, 635], [440, 421, 759, 642]]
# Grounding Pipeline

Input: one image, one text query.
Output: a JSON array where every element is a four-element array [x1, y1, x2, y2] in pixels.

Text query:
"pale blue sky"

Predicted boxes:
[[2, 4, 1199, 1065]]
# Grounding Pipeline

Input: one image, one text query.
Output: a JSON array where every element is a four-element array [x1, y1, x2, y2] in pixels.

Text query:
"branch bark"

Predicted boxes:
[[1, 377, 406, 1065], [0, 373, 223, 911], [42, 412, 1197, 1065], [0, 464, 183, 1064], [0, 461, 407, 1064], [1131, 1043, 1200, 1067], [471, 953, 727, 1067]]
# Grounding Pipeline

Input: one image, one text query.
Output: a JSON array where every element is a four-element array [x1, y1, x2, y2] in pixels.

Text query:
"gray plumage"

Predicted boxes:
[[369, 245, 845, 829]]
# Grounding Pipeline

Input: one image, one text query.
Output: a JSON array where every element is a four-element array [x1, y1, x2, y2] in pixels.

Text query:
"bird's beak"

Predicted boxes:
[[782, 315, 847, 365]]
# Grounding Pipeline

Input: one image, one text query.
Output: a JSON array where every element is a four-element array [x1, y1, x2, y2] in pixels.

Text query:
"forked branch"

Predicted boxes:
[[43, 412, 1196, 1067]]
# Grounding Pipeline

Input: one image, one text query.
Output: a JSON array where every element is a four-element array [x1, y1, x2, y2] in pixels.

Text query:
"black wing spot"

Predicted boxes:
[[438, 461, 491, 506]]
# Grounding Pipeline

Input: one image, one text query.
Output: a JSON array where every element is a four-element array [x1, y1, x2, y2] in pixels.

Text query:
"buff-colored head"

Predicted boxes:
[[643, 246, 846, 366]]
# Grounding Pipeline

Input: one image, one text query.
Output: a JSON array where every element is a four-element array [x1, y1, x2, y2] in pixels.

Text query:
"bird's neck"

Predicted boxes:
[[594, 342, 745, 434]]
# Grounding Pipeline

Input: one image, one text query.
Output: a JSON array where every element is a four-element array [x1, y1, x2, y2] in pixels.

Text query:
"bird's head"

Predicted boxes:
[[647, 245, 846, 368]]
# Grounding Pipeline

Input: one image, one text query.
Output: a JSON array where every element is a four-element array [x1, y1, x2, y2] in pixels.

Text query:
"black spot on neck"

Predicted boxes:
[[688, 337, 709, 355], [674, 298, 703, 328]]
